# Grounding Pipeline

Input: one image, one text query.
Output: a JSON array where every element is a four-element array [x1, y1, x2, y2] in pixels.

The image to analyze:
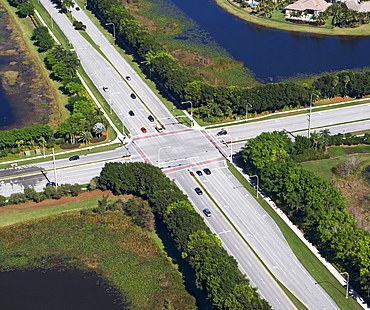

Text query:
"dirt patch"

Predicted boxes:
[[0, 190, 118, 213], [333, 176, 370, 232]]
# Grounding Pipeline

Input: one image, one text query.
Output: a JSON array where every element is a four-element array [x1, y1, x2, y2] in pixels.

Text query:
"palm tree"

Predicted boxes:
[[78, 131, 93, 145], [319, 128, 331, 150], [343, 74, 350, 97], [15, 140, 24, 149], [331, 75, 339, 98], [310, 131, 319, 151]]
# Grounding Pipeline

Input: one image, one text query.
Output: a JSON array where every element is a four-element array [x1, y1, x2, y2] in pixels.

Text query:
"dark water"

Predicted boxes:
[[0, 269, 127, 310], [0, 56, 15, 128], [168, 0, 370, 81]]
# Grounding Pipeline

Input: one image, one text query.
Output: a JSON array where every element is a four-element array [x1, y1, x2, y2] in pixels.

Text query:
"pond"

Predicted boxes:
[[168, 0, 370, 82], [0, 269, 127, 310], [0, 12, 52, 131], [0, 55, 15, 128]]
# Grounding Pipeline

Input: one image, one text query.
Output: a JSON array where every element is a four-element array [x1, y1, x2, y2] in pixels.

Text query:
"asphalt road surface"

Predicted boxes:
[[5, 2, 367, 308]]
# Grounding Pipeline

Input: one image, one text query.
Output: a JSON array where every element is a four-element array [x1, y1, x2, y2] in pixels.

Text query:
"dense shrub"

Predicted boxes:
[[59, 142, 81, 149]]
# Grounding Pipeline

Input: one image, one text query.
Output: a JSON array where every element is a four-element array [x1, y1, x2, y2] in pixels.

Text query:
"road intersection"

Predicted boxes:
[[3, 3, 370, 308]]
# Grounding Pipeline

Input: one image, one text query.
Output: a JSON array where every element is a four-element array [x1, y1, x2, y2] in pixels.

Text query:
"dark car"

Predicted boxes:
[[203, 168, 211, 175], [46, 182, 56, 187], [195, 187, 203, 195], [148, 115, 154, 122], [217, 129, 227, 136], [203, 208, 212, 217], [125, 76, 131, 80], [69, 155, 80, 161], [141, 127, 147, 133], [75, 6, 80, 10], [129, 110, 135, 116], [196, 170, 203, 176], [130, 93, 136, 99]]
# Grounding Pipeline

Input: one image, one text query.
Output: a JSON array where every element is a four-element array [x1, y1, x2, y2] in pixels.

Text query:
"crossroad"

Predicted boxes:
[[3, 2, 369, 308]]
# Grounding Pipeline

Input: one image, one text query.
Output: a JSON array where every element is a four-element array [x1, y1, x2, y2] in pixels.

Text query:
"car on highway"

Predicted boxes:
[[46, 182, 56, 187], [194, 187, 203, 195], [217, 129, 227, 136], [141, 127, 147, 133], [75, 6, 80, 11], [69, 155, 80, 161], [203, 168, 211, 175], [148, 115, 154, 122], [203, 208, 212, 217], [129, 110, 135, 116], [102, 86, 109, 92], [130, 93, 136, 99], [155, 124, 163, 133], [125, 76, 131, 80], [196, 170, 203, 176]]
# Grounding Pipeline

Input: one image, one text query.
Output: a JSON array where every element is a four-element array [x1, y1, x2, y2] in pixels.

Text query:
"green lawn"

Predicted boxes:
[[302, 148, 370, 181], [0, 194, 106, 227]]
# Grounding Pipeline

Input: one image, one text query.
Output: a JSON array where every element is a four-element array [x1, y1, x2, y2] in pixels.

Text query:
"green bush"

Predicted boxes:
[[59, 142, 80, 149]]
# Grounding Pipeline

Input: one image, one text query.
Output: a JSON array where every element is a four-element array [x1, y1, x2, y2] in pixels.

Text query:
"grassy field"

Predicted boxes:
[[301, 146, 370, 180], [0, 192, 108, 227], [0, 194, 196, 309], [227, 161, 362, 310]]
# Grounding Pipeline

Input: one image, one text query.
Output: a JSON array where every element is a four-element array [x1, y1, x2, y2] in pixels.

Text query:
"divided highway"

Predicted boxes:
[[4, 2, 369, 308]]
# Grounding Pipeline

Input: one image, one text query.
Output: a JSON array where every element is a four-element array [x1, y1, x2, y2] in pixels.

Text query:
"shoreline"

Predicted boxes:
[[215, 0, 370, 36]]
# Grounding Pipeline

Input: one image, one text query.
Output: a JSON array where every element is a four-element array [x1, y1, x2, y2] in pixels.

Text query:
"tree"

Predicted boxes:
[[24, 187, 42, 202], [73, 20, 86, 30], [122, 197, 155, 231], [334, 157, 360, 176], [17, 2, 34, 17], [64, 81, 83, 95], [9, 192, 27, 204], [343, 74, 350, 97], [92, 123, 105, 137], [78, 131, 93, 145], [61, 0, 74, 12], [0, 195, 6, 207], [310, 131, 320, 150]]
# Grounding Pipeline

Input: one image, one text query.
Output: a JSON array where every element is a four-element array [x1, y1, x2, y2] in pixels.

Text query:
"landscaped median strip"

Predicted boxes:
[[205, 98, 370, 131], [189, 168, 309, 310]]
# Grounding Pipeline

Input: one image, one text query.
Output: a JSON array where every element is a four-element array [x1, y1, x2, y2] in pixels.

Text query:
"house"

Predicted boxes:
[[345, 0, 370, 12], [285, 0, 332, 22]]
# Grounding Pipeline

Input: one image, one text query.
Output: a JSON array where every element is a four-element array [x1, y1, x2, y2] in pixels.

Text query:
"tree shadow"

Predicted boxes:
[[155, 218, 213, 310]]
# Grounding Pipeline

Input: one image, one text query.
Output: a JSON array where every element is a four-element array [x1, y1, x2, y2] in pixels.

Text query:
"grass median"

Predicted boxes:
[[191, 170, 308, 309]]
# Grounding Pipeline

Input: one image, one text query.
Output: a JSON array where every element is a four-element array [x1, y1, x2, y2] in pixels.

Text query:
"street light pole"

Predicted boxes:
[[250, 175, 259, 198], [158, 146, 171, 169], [308, 93, 319, 138], [105, 23, 116, 42], [340, 272, 349, 299], [181, 101, 193, 128], [140, 61, 151, 80], [52, 147, 58, 188], [246, 102, 252, 121]]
